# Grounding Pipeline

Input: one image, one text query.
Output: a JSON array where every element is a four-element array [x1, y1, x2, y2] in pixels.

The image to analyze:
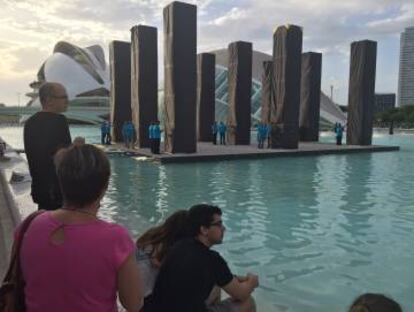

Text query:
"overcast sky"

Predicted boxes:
[[0, 0, 413, 106]]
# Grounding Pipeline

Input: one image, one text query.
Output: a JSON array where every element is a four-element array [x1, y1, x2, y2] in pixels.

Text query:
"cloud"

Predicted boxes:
[[0, 0, 412, 105], [209, 7, 248, 26]]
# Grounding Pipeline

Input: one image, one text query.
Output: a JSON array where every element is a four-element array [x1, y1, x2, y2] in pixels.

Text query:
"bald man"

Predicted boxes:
[[24, 82, 72, 210]]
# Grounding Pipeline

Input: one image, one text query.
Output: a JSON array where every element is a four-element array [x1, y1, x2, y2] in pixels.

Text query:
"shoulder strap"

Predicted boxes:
[[2, 210, 46, 283]]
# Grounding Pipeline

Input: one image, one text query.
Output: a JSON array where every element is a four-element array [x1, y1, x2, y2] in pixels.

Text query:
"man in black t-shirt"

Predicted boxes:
[[24, 82, 72, 210], [149, 204, 259, 312]]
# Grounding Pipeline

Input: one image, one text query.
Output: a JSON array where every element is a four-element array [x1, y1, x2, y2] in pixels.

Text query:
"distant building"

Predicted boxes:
[[398, 26, 414, 107], [375, 93, 396, 114], [27, 41, 110, 108], [209, 49, 346, 127], [24, 41, 346, 126]]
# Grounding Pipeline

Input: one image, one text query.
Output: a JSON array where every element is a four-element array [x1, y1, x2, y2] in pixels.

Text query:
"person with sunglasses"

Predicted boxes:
[[24, 82, 84, 211], [148, 204, 259, 312]]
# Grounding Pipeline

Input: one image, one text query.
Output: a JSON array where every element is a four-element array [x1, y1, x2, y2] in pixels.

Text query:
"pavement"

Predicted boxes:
[[99, 141, 400, 164], [0, 141, 36, 279]]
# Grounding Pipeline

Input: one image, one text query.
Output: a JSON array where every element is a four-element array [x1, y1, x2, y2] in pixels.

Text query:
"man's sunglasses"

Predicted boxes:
[[209, 220, 224, 228]]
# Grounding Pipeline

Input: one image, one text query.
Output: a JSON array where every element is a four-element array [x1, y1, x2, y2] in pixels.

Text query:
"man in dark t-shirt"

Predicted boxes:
[[24, 82, 72, 210], [149, 204, 259, 312]]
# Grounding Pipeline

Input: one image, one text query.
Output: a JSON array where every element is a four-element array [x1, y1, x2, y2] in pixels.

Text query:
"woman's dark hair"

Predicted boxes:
[[349, 293, 402, 312], [136, 210, 189, 262], [55, 144, 110, 207], [187, 204, 222, 237]]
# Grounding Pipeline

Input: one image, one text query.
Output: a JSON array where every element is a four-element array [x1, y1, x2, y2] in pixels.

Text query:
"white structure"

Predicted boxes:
[[29, 41, 109, 108], [210, 49, 346, 127], [398, 26, 414, 107]]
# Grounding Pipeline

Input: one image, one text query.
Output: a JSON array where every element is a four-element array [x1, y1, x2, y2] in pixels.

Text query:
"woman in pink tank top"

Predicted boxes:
[[19, 144, 144, 312]]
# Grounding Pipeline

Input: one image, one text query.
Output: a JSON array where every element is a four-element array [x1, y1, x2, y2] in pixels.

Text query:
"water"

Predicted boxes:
[[2, 125, 414, 311]]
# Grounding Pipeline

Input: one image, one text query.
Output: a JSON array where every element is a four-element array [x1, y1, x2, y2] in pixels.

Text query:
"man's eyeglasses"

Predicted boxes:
[[209, 220, 224, 228], [51, 95, 68, 99]]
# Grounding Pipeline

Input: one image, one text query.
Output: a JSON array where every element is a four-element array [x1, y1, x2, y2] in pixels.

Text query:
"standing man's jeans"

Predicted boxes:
[[154, 138, 160, 154], [220, 134, 225, 145]]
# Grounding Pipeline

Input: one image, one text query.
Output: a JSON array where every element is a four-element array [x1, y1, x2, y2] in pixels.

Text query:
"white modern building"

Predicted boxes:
[[22, 41, 110, 124], [21, 41, 345, 126], [398, 26, 414, 107], [31, 41, 110, 105], [210, 49, 346, 127]]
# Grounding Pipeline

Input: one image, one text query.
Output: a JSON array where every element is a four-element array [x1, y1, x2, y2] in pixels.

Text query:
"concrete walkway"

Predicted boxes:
[[100, 141, 400, 164], [0, 141, 36, 279]]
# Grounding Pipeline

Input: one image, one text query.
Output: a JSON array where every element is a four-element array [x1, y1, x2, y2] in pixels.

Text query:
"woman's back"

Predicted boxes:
[[20, 211, 134, 312]]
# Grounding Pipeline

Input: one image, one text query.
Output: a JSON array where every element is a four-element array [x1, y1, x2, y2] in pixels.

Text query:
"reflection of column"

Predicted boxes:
[[131, 25, 158, 148], [261, 61, 275, 124], [197, 53, 216, 142], [347, 40, 377, 146], [163, 2, 197, 153], [272, 25, 302, 149], [155, 165, 169, 222], [299, 52, 321, 142], [227, 41, 253, 145], [109, 41, 131, 142], [340, 155, 374, 241]]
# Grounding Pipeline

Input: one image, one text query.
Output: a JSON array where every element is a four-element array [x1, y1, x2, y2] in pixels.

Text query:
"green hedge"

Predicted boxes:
[[375, 106, 414, 128]]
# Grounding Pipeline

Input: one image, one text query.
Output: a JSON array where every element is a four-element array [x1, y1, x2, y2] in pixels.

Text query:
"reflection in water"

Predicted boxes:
[[4, 125, 414, 311], [98, 135, 414, 312], [155, 165, 168, 222]]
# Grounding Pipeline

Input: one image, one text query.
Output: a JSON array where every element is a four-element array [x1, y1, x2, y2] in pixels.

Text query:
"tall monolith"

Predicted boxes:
[[272, 25, 303, 149], [347, 40, 377, 145], [109, 40, 131, 142], [197, 53, 216, 142], [261, 61, 275, 124], [299, 52, 322, 142], [227, 41, 252, 145], [131, 25, 158, 148], [163, 1, 197, 153]]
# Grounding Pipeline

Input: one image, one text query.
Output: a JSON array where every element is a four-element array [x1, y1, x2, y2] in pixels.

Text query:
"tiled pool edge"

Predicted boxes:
[[0, 139, 36, 278]]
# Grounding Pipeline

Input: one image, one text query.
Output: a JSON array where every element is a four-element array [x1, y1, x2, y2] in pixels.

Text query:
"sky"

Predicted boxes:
[[0, 0, 413, 106]]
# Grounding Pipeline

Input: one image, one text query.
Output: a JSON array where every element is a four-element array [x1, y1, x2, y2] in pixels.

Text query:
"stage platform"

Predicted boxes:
[[98, 142, 400, 164]]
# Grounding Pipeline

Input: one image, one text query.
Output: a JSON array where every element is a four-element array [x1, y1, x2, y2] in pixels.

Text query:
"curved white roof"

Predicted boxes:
[[31, 41, 109, 107]]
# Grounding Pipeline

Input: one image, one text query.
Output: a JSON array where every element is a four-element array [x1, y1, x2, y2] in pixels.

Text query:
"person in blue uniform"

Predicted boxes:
[[266, 123, 272, 148], [256, 123, 264, 149], [335, 122, 344, 145], [211, 121, 218, 145], [148, 122, 154, 153], [101, 121, 108, 144], [218, 122, 227, 145], [153, 121, 161, 154], [122, 121, 129, 148], [106, 122, 112, 145]]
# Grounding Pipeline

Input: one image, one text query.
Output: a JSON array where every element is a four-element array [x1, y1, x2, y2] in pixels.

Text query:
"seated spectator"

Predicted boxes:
[[148, 204, 258, 312], [18, 144, 143, 311], [349, 293, 402, 312], [136, 210, 189, 301]]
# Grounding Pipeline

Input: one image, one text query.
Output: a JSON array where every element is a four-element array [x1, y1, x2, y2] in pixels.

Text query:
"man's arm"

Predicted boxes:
[[60, 115, 72, 146], [221, 273, 259, 301]]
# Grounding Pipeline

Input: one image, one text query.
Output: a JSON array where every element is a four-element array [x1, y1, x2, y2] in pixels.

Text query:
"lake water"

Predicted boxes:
[[1, 125, 414, 311]]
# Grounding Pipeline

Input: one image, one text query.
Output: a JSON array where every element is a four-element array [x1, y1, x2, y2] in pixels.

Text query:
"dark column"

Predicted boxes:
[[163, 2, 197, 153], [109, 41, 131, 142], [347, 40, 377, 145], [261, 61, 275, 124], [197, 53, 216, 142], [131, 25, 158, 148], [272, 25, 303, 149], [227, 41, 253, 145], [299, 52, 322, 142]]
